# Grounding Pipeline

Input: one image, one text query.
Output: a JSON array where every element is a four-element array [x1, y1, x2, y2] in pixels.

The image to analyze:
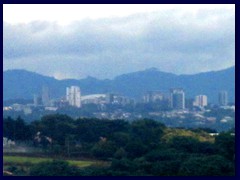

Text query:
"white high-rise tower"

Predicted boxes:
[[66, 86, 81, 108], [193, 95, 208, 107]]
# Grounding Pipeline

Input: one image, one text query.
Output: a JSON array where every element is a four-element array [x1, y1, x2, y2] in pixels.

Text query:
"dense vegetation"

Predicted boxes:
[[3, 115, 235, 176]]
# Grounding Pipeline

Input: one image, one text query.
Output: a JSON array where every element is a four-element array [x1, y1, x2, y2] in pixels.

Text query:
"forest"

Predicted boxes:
[[3, 114, 235, 176]]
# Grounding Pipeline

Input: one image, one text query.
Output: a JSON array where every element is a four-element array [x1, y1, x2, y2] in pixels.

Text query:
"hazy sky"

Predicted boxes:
[[3, 4, 235, 79]]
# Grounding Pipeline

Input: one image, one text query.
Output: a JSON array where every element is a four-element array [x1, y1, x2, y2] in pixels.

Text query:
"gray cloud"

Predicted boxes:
[[3, 8, 235, 79]]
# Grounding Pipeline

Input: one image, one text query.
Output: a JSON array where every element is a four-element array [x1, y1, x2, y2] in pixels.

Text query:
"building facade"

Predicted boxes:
[[218, 91, 228, 106], [42, 86, 50, 106], [106, 93, 114, 104], [33, 94, 42, 107], [143, 91, 164, 103], [66, 86, 81, 108], [170, 88, 185, 109], [193, 95, 208, 107]]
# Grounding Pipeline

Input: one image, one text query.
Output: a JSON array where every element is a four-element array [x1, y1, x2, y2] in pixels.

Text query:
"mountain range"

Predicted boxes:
[[3, 67, 235, 103]]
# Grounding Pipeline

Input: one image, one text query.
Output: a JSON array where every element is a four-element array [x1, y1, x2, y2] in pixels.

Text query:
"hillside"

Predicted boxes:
[[3, 66, 235, 103]]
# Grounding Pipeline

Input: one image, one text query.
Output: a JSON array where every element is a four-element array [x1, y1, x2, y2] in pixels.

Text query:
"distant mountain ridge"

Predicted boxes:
[[3, 67, 235, 103]]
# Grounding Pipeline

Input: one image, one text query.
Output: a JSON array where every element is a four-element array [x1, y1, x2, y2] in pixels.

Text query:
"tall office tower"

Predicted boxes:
[[193, 95, 208, 107], [33, 94, 41, 107], [152, 91, 164, 102], [42, 86, 50, 106], [66, 86, 81, 108], [143, 91, 163, 103], [170, 88, 185, 109], [143, 91, 153, 103], [66, 87, 70, 101], [106, 93, 114, 104], [218, 91, 228, 106]]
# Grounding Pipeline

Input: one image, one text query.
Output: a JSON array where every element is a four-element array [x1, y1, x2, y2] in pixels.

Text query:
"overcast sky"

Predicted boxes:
[[3, 4, 235, 80]]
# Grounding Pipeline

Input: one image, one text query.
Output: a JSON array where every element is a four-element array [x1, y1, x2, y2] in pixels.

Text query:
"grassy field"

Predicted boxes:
[[3, 155, 103, 168]]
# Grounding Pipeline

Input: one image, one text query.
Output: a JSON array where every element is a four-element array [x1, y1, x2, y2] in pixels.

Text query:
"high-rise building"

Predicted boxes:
[[66, 87, 70, 102], [152, 92, 164, 102], [218, 91, 228, 106], [143, 91, 153, 103], [33, 94, 42, 107], [170, 88, 185, 109], [193, 95, 208, 107], [66, 86, 81, 108], [106, 93, 114, 104], [42, 86, 50, 106], [143, 91, 164, 103]]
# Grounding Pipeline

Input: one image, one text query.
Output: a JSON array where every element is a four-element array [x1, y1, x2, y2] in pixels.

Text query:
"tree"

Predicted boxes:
[[3, 116, 32, 141], [15, 116, 32, 141], [3, 117, 15, 140], [39, 114, 76, 145], [29, 160, 81, 176], [151, 160, 181, 176], [91, 140, 117, 159], [169, 136, 200, 153], [179, 155, 235, 176], [215, 132, 235, 161], [110, 132, 131, 147], [125, 140, 148, 159], [130, 119, 165, 145], [114, 147, 127, 159]]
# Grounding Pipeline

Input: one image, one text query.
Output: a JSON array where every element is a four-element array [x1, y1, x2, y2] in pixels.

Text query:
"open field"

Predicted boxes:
[[3, 155, 108, 168]]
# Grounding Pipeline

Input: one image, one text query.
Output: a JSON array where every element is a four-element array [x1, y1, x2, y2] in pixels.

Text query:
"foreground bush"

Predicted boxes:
[[29, 160, 81, 176]]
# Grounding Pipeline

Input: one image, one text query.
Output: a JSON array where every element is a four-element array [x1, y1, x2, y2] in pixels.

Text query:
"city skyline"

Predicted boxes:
[[3, 4, 235, 176], [3, 66, 235, 104], [28, 84, 229, 106], [3, 4, 235, 80]]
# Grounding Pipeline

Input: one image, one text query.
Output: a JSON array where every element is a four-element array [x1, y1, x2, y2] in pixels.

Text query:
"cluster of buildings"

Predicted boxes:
[[24, 85, 135, 111], [32, 86, 82, 108], [3, 84, 230, 115], [143, 89, 229, 110], [63, 87, 228, 111]]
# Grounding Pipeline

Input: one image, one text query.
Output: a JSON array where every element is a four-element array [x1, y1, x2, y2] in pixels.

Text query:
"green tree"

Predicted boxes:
[[15, 116, 32, 141], [169, 136, 200, 153], [114, 147, 127, 159], [29, 160, 81, 176], [91, 140, 117, 159], [125, 140, 148, 159], [215, 132, 235, 161], [179, 155, 235, 176], [3, 116, 32, 141], [3, 117, 15, 140], [39, 114, 76, 145], [131, 119, 165, 145]]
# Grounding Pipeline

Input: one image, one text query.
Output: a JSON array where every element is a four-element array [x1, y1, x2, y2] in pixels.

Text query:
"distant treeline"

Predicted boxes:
[[3, 115, 235, 176], [3, 105, 235, 132]]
